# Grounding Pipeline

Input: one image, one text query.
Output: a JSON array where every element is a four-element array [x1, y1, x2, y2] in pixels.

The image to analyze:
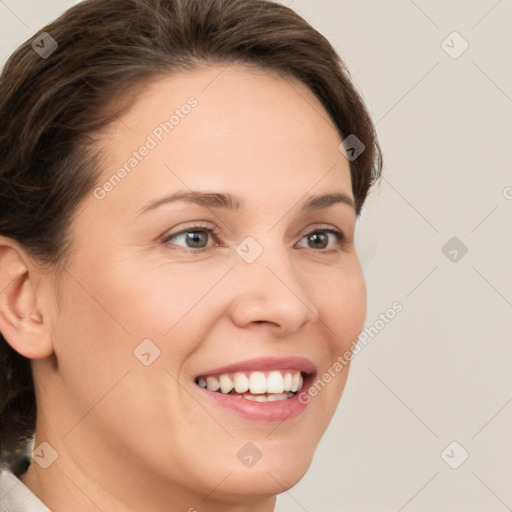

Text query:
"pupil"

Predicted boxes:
[[309, 232, 327, 249], [187, 231, 207, 248]]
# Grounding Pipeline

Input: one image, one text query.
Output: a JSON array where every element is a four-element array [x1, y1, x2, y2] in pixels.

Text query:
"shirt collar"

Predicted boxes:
[[0, 468, 50, 511]]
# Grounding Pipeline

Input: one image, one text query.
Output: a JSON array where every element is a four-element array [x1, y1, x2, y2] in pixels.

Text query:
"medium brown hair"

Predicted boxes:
[[0, 0, 382, 464]]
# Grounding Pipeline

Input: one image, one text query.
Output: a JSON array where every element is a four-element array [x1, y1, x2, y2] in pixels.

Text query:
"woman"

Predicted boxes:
[[0, 0, 382, 510]]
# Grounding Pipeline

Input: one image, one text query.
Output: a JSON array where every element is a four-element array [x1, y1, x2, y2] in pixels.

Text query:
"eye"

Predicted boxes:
[[162, 224, 345, 254], [297, 227, 345, 251], [163, 224, 220, 253]]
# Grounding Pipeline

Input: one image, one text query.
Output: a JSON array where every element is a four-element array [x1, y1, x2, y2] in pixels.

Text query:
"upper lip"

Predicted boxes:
[[195, 356, 317, 377]]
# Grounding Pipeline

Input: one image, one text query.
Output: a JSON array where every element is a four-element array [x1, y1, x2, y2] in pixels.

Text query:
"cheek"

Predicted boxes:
[[91, 254, 231, 338], [319, 264, 367, 353], [52, 273, 133, 379]]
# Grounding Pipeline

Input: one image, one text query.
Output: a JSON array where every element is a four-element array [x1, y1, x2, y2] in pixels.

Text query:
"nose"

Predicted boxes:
[[227, 243, 319, 336]]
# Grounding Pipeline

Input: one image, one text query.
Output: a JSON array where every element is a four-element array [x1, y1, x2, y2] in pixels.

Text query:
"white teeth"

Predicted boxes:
[[242, 395, 259, 402], [243, 393, 292, 402], [267, 371, 284, 393], [206, 376, 220, 392], [219, 374, 234, 394], [198, 369, 305, 396], [249, 371, 267, 394], [290, 372, 301, 392], [283, 372, 292, 392], [233, 372, 249, 393], [267, 393, 290, 401]]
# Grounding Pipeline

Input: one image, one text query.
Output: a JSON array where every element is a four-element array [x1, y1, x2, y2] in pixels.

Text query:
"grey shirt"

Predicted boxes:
[[0, 470, 49, 512]]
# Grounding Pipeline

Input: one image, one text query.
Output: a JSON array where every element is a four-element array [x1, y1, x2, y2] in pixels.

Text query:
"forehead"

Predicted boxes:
[[92, 64, 352, 214]]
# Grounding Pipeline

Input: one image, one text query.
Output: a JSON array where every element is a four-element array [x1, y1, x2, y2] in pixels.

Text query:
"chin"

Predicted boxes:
[[208, 461, 311, 503], [202, 440, 316, 501]]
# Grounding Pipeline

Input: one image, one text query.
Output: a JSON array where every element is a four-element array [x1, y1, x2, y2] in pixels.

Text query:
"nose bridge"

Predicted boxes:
[[228, 232, 318, 331]]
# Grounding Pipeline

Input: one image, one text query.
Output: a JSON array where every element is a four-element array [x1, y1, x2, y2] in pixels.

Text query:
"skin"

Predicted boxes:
[[0, 64, 366, 511]]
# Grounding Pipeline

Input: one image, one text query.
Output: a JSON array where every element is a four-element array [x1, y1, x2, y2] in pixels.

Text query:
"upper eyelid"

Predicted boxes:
[[164, 223, 344, 238]]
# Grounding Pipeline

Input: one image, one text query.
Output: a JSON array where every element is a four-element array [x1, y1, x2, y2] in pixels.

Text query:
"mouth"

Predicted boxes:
[[194, 368, 305, 402], [193, 357, 316, 422]]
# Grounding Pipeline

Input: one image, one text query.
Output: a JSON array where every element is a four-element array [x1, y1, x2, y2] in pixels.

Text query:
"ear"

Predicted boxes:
[[0, 236, 53, 359]]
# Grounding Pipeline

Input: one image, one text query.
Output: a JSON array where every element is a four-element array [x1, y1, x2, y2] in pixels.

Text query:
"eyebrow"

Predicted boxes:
[[138, 190, 355, 215]]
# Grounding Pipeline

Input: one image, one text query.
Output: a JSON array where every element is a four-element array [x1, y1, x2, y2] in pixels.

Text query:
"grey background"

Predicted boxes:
[[1, 1, 511, 510]]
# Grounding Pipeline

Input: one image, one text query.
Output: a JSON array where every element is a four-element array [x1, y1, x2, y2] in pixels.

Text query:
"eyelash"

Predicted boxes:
[[162, 223, 346, 254]]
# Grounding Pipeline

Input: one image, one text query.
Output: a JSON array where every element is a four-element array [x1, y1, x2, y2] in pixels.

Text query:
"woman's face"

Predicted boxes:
[[38, 65, 366, 507]]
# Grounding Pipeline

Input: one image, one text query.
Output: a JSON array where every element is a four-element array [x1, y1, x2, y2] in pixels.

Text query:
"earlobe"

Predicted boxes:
[[0, 239, 54, 359]]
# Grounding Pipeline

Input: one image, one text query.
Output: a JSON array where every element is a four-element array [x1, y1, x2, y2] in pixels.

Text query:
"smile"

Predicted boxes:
[[193, 356, 316, 422], [195, 369, 304, 402]]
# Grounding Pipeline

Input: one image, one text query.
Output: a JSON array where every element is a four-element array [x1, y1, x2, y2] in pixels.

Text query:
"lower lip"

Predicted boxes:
[[194, 375, 313, 423]]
